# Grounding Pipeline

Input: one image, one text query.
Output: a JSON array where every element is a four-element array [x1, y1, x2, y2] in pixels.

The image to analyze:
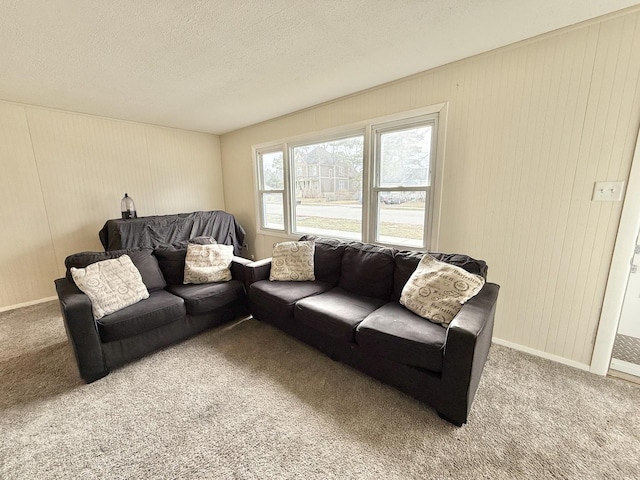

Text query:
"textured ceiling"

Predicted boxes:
[[1, 0, 639, 134]]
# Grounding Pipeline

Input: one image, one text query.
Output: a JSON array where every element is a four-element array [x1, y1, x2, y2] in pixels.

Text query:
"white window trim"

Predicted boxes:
[[288, 129, 365, 237], [370, 115, 438, 250], [252, 103, 448, 250], [255, 147, 289, 233]]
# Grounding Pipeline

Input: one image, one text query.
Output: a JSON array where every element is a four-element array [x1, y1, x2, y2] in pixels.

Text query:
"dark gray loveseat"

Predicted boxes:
[[245, 235, 500, 426], [55, 245, 250, 383]]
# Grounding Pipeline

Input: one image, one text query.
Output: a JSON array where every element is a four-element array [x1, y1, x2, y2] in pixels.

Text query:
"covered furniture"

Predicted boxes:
[[99, 211, 246, 255], [55, 245, 250, 383], [245, 235, 500, 426]]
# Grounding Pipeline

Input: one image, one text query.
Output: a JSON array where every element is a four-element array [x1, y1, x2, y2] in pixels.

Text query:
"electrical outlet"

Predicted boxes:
[[592, 181, 624, 201]]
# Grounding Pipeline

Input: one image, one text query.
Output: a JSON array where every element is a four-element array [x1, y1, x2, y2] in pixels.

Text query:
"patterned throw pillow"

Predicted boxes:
[[183, 243, 234, 284], [71, 255, 150, 320], [400, 253, 485, 326], [269, 241, 315, 282]]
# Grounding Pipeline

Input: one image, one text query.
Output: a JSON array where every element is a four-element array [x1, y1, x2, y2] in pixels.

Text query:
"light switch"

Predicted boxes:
[[592, 181, 625, 201]]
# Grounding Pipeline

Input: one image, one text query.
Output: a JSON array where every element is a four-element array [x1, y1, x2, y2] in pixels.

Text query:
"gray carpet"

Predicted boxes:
[[1, 301, 639, 479]]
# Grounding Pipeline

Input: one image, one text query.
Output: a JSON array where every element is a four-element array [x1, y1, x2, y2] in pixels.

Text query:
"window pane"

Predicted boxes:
[[292, 136, 363, 240], [261, 151, 284, 190], [262, 193, 284, 230], [379, 125, 432, 187], [376, 191, 425, 247]]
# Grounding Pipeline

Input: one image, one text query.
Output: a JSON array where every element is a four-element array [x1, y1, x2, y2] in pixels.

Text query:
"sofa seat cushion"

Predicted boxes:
[[355, 302, 446, 372], [249, 280, 333, 322], [168, 280, 245, 316], [294, 287, 386, 343], [97, 290, 186, 343]]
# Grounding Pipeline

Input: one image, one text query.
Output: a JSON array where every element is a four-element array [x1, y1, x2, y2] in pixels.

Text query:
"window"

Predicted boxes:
[[257, 149, 285, 230], [255, 108, 440, 249], [292, 135, 364, 240], [372, 121, 434, 248]]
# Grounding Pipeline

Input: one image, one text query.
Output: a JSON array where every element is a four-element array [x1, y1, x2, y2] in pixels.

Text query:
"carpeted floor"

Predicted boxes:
[[1, 301, 639, 479]]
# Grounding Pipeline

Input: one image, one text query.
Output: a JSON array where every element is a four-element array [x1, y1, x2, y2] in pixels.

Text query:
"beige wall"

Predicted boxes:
[[0, 101, 224, 310], [220, 8, 640, 367]]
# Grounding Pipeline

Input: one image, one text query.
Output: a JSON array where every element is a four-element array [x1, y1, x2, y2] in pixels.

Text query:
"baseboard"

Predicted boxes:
[[0, 296, 57, 313], [492, 337, 590, 371], [610, 358, 640, 378]]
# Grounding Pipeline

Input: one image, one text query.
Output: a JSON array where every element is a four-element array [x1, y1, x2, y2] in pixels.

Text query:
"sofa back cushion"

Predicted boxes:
[[392, 250, 488, 301], [153, 245, 187, 285], [184, 243, 234, 284], [299, 235, 345, 285], [153, 236, 219, 285], [338, 242, 395, 299], [270, 241, 316, 281], [65, 249, 166, 292], [71, 255, 150, 320]]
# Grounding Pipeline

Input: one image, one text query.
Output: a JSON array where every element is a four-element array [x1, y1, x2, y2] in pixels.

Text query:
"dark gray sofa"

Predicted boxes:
[[245, 235, 500, 426], [55, 245, 250, 383]]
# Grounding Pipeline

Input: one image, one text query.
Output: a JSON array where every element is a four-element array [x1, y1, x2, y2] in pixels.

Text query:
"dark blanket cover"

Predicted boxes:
[[99, 211, 245, 255]]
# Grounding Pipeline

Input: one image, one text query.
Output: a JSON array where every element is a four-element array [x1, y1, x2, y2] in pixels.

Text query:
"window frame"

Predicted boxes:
[[255, 147, 288, 232], [370, 114, 438, 249], [253, 103, 446, 251], [288, 129, 366, 239]]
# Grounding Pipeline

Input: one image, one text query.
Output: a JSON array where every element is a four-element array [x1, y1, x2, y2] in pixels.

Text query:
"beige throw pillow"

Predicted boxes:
[[270, 241, 315, 281], [183, 243, 234, 284], [400, 254, 485, 326], [71, 255, 149, 320]]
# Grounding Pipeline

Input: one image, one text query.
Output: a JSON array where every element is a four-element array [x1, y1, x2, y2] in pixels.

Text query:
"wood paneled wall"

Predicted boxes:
[[220, 8, 640, 366], [0, 102, 223, 309]]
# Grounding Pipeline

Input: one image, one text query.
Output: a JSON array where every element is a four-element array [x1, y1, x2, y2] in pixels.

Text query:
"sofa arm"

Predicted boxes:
[[244, 258, 272, 286], [230, 256, 251, 288], [54, 278, 109, 383], [439, 282, 500, 425]]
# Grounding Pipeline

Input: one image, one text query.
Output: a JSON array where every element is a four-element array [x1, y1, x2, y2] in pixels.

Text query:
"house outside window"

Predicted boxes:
[[292, 135, 364, 239]]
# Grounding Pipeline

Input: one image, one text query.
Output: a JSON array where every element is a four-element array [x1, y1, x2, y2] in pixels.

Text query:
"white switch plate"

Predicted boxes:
[[592, 181, 625, 201]]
